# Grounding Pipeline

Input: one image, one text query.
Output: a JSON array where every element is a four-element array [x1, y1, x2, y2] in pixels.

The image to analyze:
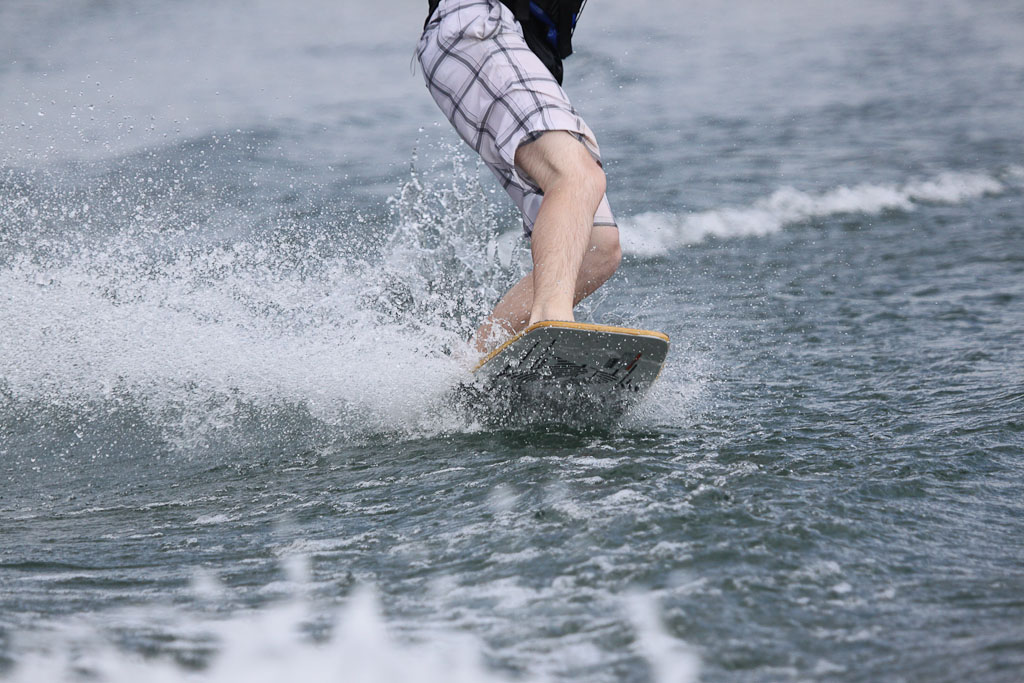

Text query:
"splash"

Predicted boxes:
[[0, 144, 525, 448]]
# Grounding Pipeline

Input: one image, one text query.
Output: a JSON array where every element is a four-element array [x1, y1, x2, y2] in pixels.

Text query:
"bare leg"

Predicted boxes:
[[474, 224, 622, 353], [521, 133, 607, 311], [471, 133, 621, 354]]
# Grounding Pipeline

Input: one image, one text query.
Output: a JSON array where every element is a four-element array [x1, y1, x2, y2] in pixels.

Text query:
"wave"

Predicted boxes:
[[620, 168, 1015, 257]]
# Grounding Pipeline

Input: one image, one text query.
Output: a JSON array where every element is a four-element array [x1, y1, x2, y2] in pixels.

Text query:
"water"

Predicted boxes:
[[2, 0, 1022, 680]]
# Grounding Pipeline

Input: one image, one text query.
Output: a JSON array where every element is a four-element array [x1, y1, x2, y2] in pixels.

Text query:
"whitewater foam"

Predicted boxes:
[[620, 169, 1011, 257], [4, 579, 700, 683]]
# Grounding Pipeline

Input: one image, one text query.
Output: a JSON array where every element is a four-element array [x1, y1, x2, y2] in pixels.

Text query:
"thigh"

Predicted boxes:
[[418, 0, 610, 235]]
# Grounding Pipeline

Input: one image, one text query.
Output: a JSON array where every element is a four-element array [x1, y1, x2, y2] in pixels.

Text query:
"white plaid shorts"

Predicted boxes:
[[417, 0, 617, 236]]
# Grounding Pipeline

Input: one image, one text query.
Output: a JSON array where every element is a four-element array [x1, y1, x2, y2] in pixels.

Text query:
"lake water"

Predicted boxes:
[[1, 0, 1023, 680]]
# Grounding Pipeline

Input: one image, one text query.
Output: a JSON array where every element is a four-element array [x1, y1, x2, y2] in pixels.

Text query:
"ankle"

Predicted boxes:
[[528, 306, 574, 326]]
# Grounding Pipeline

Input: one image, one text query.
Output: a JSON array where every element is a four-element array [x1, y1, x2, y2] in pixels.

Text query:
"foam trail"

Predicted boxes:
[[5, 586, 701, 683], [621, 169, 1009, 257], [6, 589, 514, 683], [628, 596, 702, 683]]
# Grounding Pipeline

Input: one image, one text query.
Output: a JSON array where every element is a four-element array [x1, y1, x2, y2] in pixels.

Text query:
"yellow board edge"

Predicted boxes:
[[473, 321, 670, 372]]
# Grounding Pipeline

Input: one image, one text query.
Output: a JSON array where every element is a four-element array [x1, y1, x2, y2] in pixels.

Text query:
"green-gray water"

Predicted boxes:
[[2, 0, 1022, 680]]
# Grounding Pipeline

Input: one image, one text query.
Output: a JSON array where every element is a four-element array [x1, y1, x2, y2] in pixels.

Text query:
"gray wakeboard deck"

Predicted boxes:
[[458, 321, 670, 427]]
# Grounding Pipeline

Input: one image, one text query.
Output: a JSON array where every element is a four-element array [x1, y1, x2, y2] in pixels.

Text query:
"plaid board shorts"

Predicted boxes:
[[417, 0, 617, 236]]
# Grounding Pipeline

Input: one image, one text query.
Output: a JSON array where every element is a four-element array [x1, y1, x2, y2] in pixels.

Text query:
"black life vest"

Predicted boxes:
[[425, 0, 587, 84]]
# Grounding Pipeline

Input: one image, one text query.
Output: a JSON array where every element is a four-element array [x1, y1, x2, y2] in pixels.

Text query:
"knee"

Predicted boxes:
[[527, 136, 606, 205], [572, 158, 607, 208], [542, 151, 604, 199]]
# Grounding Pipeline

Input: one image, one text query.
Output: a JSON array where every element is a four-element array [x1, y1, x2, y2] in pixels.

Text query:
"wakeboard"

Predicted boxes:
[[458, 321, 670, 427]]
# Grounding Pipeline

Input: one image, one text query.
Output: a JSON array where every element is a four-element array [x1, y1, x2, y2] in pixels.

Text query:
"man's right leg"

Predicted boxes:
[[418, 3, 618, 353], [515, 131, 608, 325], [473, 223, 622, 352]]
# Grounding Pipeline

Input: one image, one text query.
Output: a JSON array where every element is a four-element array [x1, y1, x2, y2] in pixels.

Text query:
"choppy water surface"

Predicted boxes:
[[2, 0, 1023, 681]]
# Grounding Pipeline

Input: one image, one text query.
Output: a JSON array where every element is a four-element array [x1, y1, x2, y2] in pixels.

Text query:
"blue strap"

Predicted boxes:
[[528, 2, 559, 50]]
